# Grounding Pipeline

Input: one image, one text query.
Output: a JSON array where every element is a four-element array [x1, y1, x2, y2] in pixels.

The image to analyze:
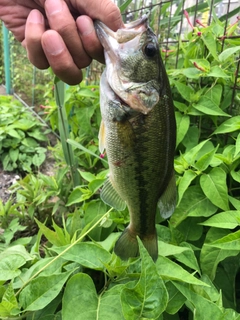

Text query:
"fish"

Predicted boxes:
[[94, 15, 176, 261]]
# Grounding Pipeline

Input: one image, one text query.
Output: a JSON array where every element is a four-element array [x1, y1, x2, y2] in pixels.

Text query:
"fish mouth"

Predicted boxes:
[[94, 14, 149, 62]]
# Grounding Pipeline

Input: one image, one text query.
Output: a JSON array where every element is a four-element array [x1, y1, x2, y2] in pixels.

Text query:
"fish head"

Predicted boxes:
[[95, 15, 162, 114]]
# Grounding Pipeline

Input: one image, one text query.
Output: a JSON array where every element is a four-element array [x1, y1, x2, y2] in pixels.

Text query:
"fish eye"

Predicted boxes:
[[144, 43, 158, 58]]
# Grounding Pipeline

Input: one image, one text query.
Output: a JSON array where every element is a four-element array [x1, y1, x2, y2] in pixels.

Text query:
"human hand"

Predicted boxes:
[[0, 0, 123, 84]]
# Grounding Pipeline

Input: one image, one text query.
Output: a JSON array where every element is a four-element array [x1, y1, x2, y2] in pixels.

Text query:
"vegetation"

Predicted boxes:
[[0, 2, 240, 319], [0, 96, 48, 172]]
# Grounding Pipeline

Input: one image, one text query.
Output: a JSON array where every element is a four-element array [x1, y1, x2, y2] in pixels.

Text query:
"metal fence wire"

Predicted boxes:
[[0, 0, 239, 109]]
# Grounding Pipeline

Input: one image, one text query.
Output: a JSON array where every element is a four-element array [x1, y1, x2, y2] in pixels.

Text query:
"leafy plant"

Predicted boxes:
[[0, 2, 240, 320], [0, 95, 47, 172]]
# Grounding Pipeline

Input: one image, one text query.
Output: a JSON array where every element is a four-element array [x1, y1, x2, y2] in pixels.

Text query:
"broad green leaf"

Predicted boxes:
[[213, 116, 240, 134], [205, 84, 222, 108], [7, 129, 22, 139], [202, 31, 218, 60], [121, 239, 168, 319], [190, 59, 210, 72], [19, 271, 73, 312], [218, 45, 240, 62], [174, 81, 195, 102], [200, 228, 239, 280], [177, 217, 203, 241], [157, 241, 190, 257], [78, 170, 95, 182], [66, 187, 83, 206], [156, 256, 207, 286], [183, 139, 209, 164], [200, 167, 229, 211], [172, 282, 223, 320], [208, 229, 240, 251], [194, 146, 218, 171], [0, 245, 33, 281], [32, 153, 46, 167], [234, 133, 240, 158], [9, 148, 19, 162], [62, 273, 124, 320], [175, 112, 190, 146], [207, 66, 230, 78], [11, 119, 35, 130], [171, 186, 217, 226], [177, 169, 197, 205], [52, 242, 111, 270], [165, 282, 186, 315], [193, 97, 230, 117], [175, 242, 201, 274], [0, 283, 19, 317], [200, 211, 240, 229], [35, 219, 64, 247]]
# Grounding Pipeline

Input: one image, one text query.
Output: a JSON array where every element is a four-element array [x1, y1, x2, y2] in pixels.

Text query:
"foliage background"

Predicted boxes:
[[0, 0, 240, 319]]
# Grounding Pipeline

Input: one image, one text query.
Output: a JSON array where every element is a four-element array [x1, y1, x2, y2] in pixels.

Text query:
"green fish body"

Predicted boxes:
[[95, 15, 176, 261]]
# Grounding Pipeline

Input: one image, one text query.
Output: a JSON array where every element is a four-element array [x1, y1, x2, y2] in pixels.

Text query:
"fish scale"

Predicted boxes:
[[95, 15, 176, 261]]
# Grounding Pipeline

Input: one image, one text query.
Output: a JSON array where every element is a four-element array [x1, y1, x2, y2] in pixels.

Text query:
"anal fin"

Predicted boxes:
[[158, 171, 176, 219], [101, 177, 126, 211]]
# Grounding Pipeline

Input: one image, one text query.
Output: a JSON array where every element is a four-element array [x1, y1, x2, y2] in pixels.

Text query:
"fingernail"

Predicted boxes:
[[28, 10, 44, 24], [45, 0, 63, 15], [43, 32, 64, 55]]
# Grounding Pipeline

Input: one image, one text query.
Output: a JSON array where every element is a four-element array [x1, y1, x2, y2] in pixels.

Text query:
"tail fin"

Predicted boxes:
[[114, 227, 158, 262]]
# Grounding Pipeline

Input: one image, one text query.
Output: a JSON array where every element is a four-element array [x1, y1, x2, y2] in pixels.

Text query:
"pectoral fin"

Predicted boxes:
[[158, 172, 176, 219], [101, 177, 126, 211], [98, 120, 106, 154]]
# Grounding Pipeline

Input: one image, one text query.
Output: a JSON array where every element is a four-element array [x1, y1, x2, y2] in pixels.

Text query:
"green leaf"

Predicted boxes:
[[32, 152, 46, 167], [121, 238, 168, 319], [19, 271, 73, 312], [165, 281, 186, 315], [200, 167, 229, 211], [202, 31, 218, 60], [218, 45, 240, 62], [207, 66, 230, 78], [208, 229, 240, 251], [175, 112, 190, 146], [119, 0, 133, 13], [234, 133, 240, 158], [174, 81, 195, 102], [194, 146, 218, 171], [177, 169, 197, 205], [200, 211, 240, 229], [9, 148, 19, 163], [62, 273, 124, 320], [52, 242, 111, 270], [0, 283, 19, 317], [200, 228, 239, 280], [156, 255, 207, 286], [171, 186, 217, 226], [213, 116, 240, 134], [7, 129, 22, 139], [190, 59, 210, 72], [193, 97, 230, 117], [0, 245, 33, 281], [172, 282, 223, 320]]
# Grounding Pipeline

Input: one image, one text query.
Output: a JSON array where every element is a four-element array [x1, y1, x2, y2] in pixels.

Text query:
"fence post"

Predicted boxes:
[[2, 24, 12, 94]]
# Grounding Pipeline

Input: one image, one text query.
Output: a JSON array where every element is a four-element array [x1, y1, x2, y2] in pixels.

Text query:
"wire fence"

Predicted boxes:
[[0, 0, 239, 109]]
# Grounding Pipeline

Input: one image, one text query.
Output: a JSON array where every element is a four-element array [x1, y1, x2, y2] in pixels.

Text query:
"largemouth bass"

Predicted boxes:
[[95, 15, 176, 261]]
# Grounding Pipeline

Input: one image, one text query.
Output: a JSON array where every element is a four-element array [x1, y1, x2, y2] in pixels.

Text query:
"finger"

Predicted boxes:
[[25, 10, 49, 69], [45, 0, 91, 70], [41, 30, 83, 85], [76, 16, 104, 63], [74, 0, 124, 31]]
